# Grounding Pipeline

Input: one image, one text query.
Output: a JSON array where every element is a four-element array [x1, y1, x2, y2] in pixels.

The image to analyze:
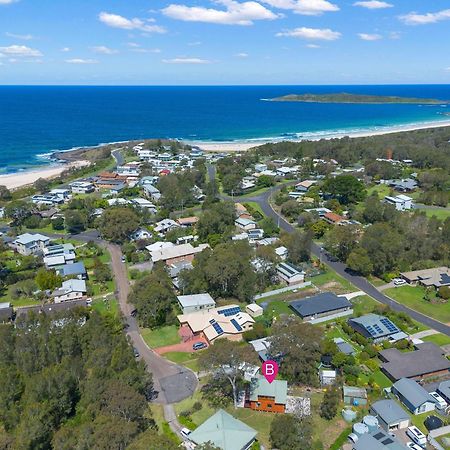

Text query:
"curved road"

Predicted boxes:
[[207, 164, 450, 336]]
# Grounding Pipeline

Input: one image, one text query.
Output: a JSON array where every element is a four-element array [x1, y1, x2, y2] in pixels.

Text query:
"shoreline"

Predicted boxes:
[[1, 118, 450, 190]]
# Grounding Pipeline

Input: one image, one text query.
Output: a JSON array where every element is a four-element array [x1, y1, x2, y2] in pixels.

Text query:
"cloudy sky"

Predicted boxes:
[[0, 0, 449, 84]]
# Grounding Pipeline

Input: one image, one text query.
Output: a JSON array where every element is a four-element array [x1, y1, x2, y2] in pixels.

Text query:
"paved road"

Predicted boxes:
[[111, 148, 124, 166], [105, 242, 198, 405], [205, 163, 450, 336], [246, 185, 450, 336]]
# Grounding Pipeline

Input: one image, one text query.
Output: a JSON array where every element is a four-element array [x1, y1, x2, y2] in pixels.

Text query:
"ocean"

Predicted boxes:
[[0, 84, 449, 173]]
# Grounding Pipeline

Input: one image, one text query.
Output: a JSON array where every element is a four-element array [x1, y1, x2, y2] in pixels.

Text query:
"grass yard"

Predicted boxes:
[[367, 184, 392, 198], [421, 208, 450, 221], [385, 285, 450, 323], [92, 297, 119, 317], [243, 201, 265, 218], [312, 270, 355, 293], [141, 325, 181, 348], [90, 280, 115, 296], [261, 299, 293, 319], [371, 369, 392, 389], [9, 297, 41, 308], [351, 295, 380, 316], [164, 352, 199, 372], [422, 333, 450, 347]]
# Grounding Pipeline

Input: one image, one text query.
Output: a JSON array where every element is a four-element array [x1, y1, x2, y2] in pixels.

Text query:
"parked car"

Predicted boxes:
[[393, 278, 407, 286], [406, 443, 423, 450], [180, 427, 191, 439], [193, 342, 207, 351], [121, 255, 126, 263], [133, 348, 140, 358]]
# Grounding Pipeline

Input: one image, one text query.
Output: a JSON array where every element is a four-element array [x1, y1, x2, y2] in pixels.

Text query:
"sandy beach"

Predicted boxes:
[[191, 119, 450, 153], [0, 161, 90, 190]]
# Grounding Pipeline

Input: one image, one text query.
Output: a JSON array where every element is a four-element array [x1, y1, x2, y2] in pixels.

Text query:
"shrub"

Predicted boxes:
[[439, 286, 450, 300]]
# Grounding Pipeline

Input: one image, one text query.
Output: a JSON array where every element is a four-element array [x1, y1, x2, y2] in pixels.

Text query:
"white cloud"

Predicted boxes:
[[353, 1, 393, 9], [65, 58, 98, 64], [235, 52, 249, 57], [358, 33, 382, 40], [5, 32, 34, 40], [446, 67, 450, 72], [0, 0, 18, 4], [91, 45, 119, 55], [400, 9, 450, 25], [61, 47, 71, 52], [131, 48, 161, 53], [276, 27, 341, 40], [188, 41, 202, 46], [262, 0, 338, 16], [0, 45, 42, 57], [127, 42, 140, 48], [388, 31, 401, 39], [99, 12, 166, 33], [162, 58, 211, 64], [162, 0, 279, 25], [306, 43, 321, 48]]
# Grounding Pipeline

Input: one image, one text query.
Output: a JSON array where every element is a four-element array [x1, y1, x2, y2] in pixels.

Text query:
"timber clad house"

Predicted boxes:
[[245, 375, 288, 413]]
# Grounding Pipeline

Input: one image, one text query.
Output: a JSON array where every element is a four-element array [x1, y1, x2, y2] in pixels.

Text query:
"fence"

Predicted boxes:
[[254, 281, 312, 300]]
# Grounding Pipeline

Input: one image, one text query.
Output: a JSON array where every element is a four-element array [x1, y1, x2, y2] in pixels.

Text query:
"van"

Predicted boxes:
[[406, 426, 426, 447]]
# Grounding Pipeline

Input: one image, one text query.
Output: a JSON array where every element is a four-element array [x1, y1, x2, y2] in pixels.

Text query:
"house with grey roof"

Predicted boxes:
[[290, 292, 353, 323], [276, 262, 305, 285], [12, 233, 51, 256], [334, 337, 356, 356], [55, 261, 87, 280], [379, 342, 450, 381], [392, 378, 436, 415], [437, 380, 450, 404], [177, 293, 216, 314], [348, 314, 408, 343], [370, 399, 410, 431], [401, 267, 450, 289], [52, 279, 87, 304], [188, 409, 257, 450], [352, 429, 408, 450]]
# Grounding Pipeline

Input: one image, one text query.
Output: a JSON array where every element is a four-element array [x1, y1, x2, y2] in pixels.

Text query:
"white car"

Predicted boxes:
[[393, 278, 407, 286], [406, 442, 423, 450], [180, 427, 191, 439]]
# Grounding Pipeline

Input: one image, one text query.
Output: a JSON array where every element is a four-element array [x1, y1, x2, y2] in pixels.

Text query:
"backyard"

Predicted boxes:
[[141, 325, 181, 348]]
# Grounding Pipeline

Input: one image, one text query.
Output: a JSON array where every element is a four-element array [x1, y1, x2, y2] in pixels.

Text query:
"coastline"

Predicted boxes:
[[1, 118, 449, 190], [0, 161, 89, 190]]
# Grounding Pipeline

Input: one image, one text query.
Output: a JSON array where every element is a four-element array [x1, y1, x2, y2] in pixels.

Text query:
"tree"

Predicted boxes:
[[282, 229, 312, 264], [270, 414, 313, 450], [320, 385, 340, 420], [0, 185, 12, 201], [269, 316, 323, 385], [93, 258, 112, 283], [221, 173, 242, 195], [347, 247, 373, 276], [323, 225, 360, 262], [322, 175, 366, 205], [197, 201, 235, 241], [257, 175, 275, 188], [198, 339, 258, 408], [4, 200, 33, 226], [260, 217, 279, 236], [64, 210, 86, 234], [35, 268, 62, 290], [129, 263, 176, 327], [52, 216, 65, 230], [34, 177, 50, 194], [99, 207, 140, 243]]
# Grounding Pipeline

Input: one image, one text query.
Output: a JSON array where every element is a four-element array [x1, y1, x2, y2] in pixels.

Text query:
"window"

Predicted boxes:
[[267, 404, 272, 408]]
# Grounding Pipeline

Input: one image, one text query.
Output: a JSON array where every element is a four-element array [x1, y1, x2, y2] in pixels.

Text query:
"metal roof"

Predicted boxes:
[[290, 292, 352, 318], [393, 378, 436, 409], [249, 375, 288, 404], [371, 399, 409, 424]]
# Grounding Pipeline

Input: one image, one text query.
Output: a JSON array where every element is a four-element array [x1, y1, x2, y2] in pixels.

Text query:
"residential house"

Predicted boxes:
[[370, 399, 410, 431], [177, 216, 199, 227], [150, 243, 209, 265], [295, 180, 316, 192], [324, 211, 345, 225], [276, 262, 305, 285], [384, 194, 413, 211], [130, 228, 152, 241], [392, 378, 436, 415], [52, 279, 87, 304], [305, 207, 332, 217], [241, 179, 256, 190], [43, 243, 76, 268], [177, 305, 254, 344], [177, 293, 216, 314], [176, 235, 196, 245], [249, 337, 271, 361], [274, 246, 288, 260], [248, 229, 264, 242], [154, 218, 179, 235], [245, 303, 263, 318], [343, 386, 367, 406], [290, 292, 353, 323], [37, 207, 59, 220], [348, 314, 408, 343], [55, 261, 87, 280], [246, 375, 288, 413], [254, 163, 268, 173], [13, 233, 50, 256], [384, 178, 418, 192], [276, 167, 293, 177], [116, 165, 140, 177], [168, 260, 193, 289], [142, 184, 161, 201], [49, 188, 71, 201], [333, 337, 356, 356], [131, 198, 157, 212], [109, 182, 126, 195], [107, 198, 131, 207], [401, 267, 450, 289], [70, 181, 95, 194], [31, 194, 64, 206], [187, 409, 257, 450], [437, 380, 450, 404], [235, 217, 257, 231], [319, 369, 336, 386], [352, 429, 408, 450], [379, 342, 450, 381]]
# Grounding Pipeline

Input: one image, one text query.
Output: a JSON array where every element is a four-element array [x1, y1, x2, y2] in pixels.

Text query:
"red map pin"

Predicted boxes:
[[262, 360, 279, 384]]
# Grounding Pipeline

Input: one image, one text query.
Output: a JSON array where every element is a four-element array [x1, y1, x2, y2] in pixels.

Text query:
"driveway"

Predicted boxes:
[[154, 337, 208, 355], [105, 242, 198, 404]]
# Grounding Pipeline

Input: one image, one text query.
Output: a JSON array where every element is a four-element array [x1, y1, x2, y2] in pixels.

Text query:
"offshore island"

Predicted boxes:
[[268, 92, 449, 104]]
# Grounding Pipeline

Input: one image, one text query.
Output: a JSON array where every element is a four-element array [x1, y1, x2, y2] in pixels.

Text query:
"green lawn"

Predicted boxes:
[[351, 295, 380, 316], [9, 298, 41, 308], [366, 184, 391, 198], [312, 270, 355, 293], [385, 285, 450, 323], [92, 297, 119, 317], [164, 352, 199, 372], [90, 280, 115, 296], [141, 325, 181, 348], [422, 333, 450, 347], [371, 370, 392, 389], [421, 208, 450, 221], [262, 300, 293, 319], [243, 201, 265, 218]]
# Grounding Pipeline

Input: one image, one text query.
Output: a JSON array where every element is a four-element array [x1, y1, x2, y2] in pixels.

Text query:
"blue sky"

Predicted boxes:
[[0, 0, 449, 84]]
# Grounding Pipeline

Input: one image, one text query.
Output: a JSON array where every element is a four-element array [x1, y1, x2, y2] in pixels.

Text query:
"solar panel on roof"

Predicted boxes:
[[212, 322, 224, 335], [230, 318, 242, 331], [217, 306, 241, 317], [373, 324, 383, 334], [366, 325, 377, 336], [380, 318, 398, 333], [381, 438, 393, 445], [373, 432, 384, 440]]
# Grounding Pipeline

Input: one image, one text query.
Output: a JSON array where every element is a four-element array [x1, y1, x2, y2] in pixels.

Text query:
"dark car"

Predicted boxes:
[[133, 348, 140, 358], [193, 342, 207, 351]]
